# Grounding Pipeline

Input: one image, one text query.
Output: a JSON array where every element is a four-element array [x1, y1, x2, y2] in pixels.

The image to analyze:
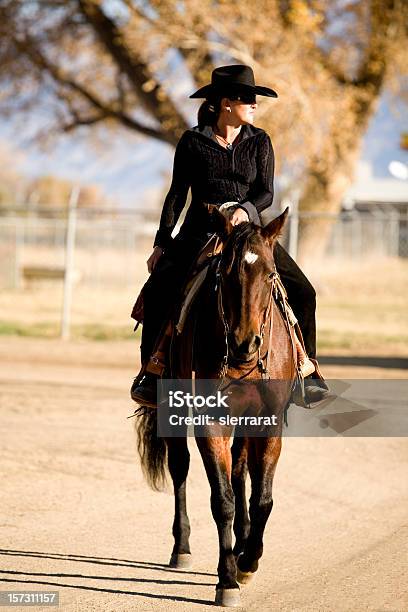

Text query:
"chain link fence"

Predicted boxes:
[[0, 207, 407, 290]]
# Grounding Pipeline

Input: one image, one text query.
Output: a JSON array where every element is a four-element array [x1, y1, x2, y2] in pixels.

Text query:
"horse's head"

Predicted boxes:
[[209, 205, 289, 365]]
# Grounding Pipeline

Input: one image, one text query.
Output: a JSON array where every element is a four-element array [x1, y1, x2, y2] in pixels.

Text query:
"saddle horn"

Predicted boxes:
[[206, 204, 234, 240]]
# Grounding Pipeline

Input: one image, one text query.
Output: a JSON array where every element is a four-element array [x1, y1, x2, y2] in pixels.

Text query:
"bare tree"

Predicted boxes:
[[0, 0, 406, 261]]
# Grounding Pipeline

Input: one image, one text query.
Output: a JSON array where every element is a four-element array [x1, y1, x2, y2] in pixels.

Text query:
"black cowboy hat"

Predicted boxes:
[[189, 64, 278, 99]]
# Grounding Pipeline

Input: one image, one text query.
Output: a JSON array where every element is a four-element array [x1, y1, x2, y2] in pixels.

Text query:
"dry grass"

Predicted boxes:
[[0, 254, 406, 356], [311, 257, 408, 355]]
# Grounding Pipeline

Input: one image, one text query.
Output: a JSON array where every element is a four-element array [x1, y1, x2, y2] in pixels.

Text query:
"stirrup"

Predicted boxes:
[[291, 360, 330, 409], [309, 358, 329, 390], [299, 356, 316, 378], [291, 370, 310, 409]]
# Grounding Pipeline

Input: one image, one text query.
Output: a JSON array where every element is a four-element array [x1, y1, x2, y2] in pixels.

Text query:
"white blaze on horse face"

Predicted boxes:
[[244, 251, 258, 265]]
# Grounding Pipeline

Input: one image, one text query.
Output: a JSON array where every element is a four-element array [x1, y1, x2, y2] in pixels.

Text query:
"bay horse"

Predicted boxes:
[[136, 207, 296, 607]]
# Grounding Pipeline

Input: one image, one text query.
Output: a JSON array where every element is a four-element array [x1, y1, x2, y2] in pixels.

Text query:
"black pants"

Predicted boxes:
[[273, 242, 316, 359], [140, 238, 317, 364]]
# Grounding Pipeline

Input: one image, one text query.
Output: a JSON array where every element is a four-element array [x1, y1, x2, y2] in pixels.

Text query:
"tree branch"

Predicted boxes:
[[12, 33, 170, 143], [61, 113, 107, 132], [352, 0, 396, 89], [76, 0, 187, 141]]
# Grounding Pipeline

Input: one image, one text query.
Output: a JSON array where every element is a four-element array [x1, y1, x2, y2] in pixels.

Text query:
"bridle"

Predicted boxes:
[[214, 248, 280, 383]]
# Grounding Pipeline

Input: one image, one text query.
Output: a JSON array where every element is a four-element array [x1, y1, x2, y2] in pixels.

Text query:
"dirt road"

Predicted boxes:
[[0, 338, 407, 611]]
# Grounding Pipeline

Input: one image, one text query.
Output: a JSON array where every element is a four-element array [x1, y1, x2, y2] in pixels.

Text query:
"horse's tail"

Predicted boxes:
[[134, 407, 167, 491]]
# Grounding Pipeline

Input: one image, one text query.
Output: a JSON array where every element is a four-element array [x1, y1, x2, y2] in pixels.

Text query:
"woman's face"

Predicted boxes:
[[221, 95, 258, 125]]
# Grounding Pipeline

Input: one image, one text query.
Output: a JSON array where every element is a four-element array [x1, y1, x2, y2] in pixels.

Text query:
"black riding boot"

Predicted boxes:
[[131, 373, 159, 407], [130, 295, 169, 407], [304, 374, 330, 406]]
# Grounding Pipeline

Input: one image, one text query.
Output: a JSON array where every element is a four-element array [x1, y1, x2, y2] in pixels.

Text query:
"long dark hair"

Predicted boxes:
[[197, 96, 222, 128]]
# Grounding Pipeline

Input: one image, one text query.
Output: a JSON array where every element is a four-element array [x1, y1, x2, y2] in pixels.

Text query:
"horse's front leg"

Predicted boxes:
[[236, 435, 282, 584], [196, 426, 241, 607], [231, 434, 250, 559], [166, 428, 192, 569]]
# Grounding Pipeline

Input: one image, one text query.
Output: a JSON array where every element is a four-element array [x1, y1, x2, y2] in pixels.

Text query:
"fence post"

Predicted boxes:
[[61, 186, 80, 340], [14, 219, 24, 289], [389, 209, 400, 257], [287, 192, 299, 261]]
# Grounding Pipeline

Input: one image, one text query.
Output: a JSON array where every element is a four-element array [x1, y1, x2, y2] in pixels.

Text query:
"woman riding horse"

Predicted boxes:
[[131, 64, 329, 407]]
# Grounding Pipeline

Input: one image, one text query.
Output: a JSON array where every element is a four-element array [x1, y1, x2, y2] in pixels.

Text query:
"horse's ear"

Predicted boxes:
[[206, 204, 233, 240], [261, 207, 289, 245]]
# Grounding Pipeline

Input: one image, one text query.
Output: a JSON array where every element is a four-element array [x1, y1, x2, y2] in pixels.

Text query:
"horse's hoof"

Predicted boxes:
[[169, 553, 192, 569], [215, 587, 241, 607], [236, 566, 255, 585]]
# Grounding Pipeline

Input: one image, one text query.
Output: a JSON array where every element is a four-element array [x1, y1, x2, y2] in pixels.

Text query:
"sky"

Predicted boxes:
[[360, 94, 407, 178], [1, 90, 407, 209]]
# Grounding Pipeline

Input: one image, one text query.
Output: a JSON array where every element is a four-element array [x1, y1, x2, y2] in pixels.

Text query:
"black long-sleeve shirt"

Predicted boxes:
[[154, 123, 275, 250]]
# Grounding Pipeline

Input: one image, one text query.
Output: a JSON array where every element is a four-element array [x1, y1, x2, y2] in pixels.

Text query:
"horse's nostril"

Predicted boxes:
[[246, 334, 261, 355], [230, 333, 261, 360], [254, 334, 262, 349], [239, 340, 251, 355]]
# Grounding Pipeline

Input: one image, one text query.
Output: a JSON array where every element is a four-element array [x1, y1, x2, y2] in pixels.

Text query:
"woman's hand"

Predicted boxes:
[[230, 207, 249, 226], [147, 246, 164, 274]]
